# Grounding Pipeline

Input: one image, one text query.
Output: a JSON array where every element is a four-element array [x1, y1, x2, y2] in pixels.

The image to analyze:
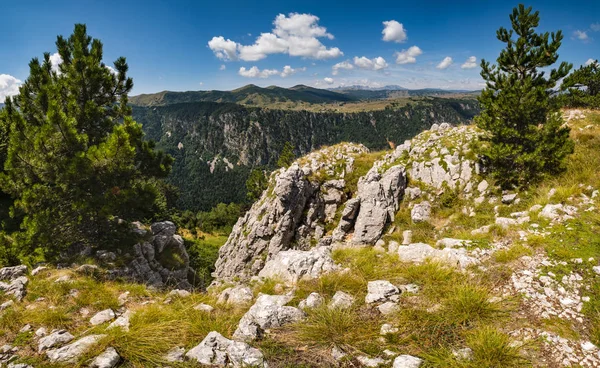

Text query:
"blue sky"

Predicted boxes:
[[1, 0, 599, 97]]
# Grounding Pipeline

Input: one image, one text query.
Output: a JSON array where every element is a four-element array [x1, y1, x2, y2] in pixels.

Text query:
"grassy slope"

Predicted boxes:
[[2, 109, 600, 367]]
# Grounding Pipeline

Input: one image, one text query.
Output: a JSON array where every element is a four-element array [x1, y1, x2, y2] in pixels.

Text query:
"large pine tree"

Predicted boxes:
[[476, 4, 574, 188], [0, 24, 173, 258]]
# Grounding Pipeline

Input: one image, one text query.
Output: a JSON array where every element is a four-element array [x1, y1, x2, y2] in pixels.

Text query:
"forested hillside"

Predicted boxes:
[[133, 98, 479, 210]]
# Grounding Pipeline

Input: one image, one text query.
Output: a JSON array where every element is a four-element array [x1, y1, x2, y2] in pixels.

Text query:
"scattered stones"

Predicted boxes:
[[357, 355, 386, 367], [397, 243, 478, 269], [89, 347, 120, 368], [0, 276, 28, 300], [380, 323, 399, 335], [186, 331, 266, 367], [411, 201, 431, 223], [502, 193, 517, 204], [436, 238, 472, 248], [402, 230, 412, 245], [298, 292, 324, 310], [46, 334, 106, 363], [258, 246, 339, 285], [90, 309, 116, 326], [233, 294, 305, 341], [168, 289, 192, 298], [218, 285, 254, 305], [377, 301, 400, 315], [365, 280, 400, 304], [329, 291, 355, 310]]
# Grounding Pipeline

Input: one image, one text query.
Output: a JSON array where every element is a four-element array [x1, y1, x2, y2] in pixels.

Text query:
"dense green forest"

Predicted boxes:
[[133, 98, 479, 211]]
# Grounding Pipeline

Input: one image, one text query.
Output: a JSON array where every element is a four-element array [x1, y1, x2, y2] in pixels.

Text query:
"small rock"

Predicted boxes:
[[90, 309, 116, 326], [377, 302, 399, 315], [0, 300, 14, 311], [107, 310, 131, 332], [217, 285, 254, 305], [399, 284, 419, 293], [365, 280, 400, 304], [194, 303, 215, 313], [495, 217, 517, 228], [329, 291, 355, 310], [38, 330, 74, 352], [164, 347, 185, 362], [380, 323, 399, 335], [54, 275, 71, 283], [298, 292, 324, 310], [35, 327, 48, 337], [46, 334, 106, 363], [393, 354, 423, 368], [411, 202, 431, 223], [402, 230, 412, 245], [501, 193, 517, 204], [31, 266, 48, 276], [19, 324, 32, 333], [89, 347, 120, 368], [357, 355, 386, 367], [331, 346, 347, 361], [167, 289, 191, 298]]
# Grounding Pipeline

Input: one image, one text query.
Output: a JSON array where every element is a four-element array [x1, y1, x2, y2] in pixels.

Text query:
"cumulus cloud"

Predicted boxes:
[[238, 66, 280, 78], [209, 13, 342, 62], [0, 74, 22, 102], [219, 64, 226, 71], [573, 30, 589, 41], [208, 36, 239, 61], [324, 77, 334, 84], [280, 65, 306, 77], [332, 60, 354, 75], [436, 56, 453, 70], [382, 20, 407, 43], [353, 56, 388, 71], [461, 56, 477, 69], [591, 23, 600, 32], [394, 46, 422, 64], [585, 58, 597, 66], [49, 52, 62, 73]]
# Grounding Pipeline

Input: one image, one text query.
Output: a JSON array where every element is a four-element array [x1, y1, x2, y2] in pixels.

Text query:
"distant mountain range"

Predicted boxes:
[[129, 84, 355, 107], [130, 84, 479, 107]]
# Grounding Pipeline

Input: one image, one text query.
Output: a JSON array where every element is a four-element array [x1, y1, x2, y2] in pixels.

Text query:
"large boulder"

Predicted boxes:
[[233, 294, 305, 341], [257, 246, 339, 285], [186, 331, 266, 367], [129, 221, 194, 290], [0, 265, 27, 281]]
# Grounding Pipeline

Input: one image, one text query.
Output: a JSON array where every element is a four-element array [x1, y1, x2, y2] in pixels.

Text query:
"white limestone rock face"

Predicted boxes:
[[257, 246, 339, 285], [351, 165, 407, 244], [233, 294, 305, 341], [186, 331, 266, 367], [46, 334, 106, 363], [214, 144, 369, 283], [0, 265, 29, 301]]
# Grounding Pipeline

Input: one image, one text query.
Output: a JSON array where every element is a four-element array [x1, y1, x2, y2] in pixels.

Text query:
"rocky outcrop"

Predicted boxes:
[[214, 144, 368, 282], [46, 334, 106, 363], [129, 221, 194, 290], [0, 266, 28, 301]]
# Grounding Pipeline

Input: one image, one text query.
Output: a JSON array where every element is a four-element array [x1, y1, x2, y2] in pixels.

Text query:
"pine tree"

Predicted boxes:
[[0, 24, 173, 258], [560, 60, 600, 108], [476, 4, 573, 188], [245, 168, 268, 202], [277, 142, 295, 168]]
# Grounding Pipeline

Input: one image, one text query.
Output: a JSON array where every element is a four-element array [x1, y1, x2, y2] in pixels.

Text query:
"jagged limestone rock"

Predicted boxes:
[[233, 294, 305, 341], [0, 276, 28, 301], [257, 246, 339, 285], [351, 165, 407, 244], [129, 221, 194, 290], [217, 285, 254, 305], [214, 144, 369, 283], [411, 201, 431, 223], [0, 265, 27, 281], [298, 292, 324, 310], [90, 347, 120, 368], [393, 354, 423, 368], [38, 330, 74, 352], [365, 280, 401, 304], [89, 309, 115, 326]]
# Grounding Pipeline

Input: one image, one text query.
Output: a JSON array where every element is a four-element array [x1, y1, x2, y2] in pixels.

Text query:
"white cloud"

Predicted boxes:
[[219, 64, 226, 71], [49, 52, 62, 73], [436, 56, 453, 70], [461, 56, 477, 69], [209, 13, 342, 62], [280, 65, 306, 77], [106, 65, 118, 75], [585, 58, 597, 66], [0, 74, 22, 102], [574, 30, 589, 41], [382, 20, 407, 43], [332, 60, 354, 75], [591, 23, 600, 32], [208, 36, 239, 61], [238, 66, 280, 78], [324, 77, 334, 84], [353, 56, 388, 71], [394, 46, 422, 64]]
